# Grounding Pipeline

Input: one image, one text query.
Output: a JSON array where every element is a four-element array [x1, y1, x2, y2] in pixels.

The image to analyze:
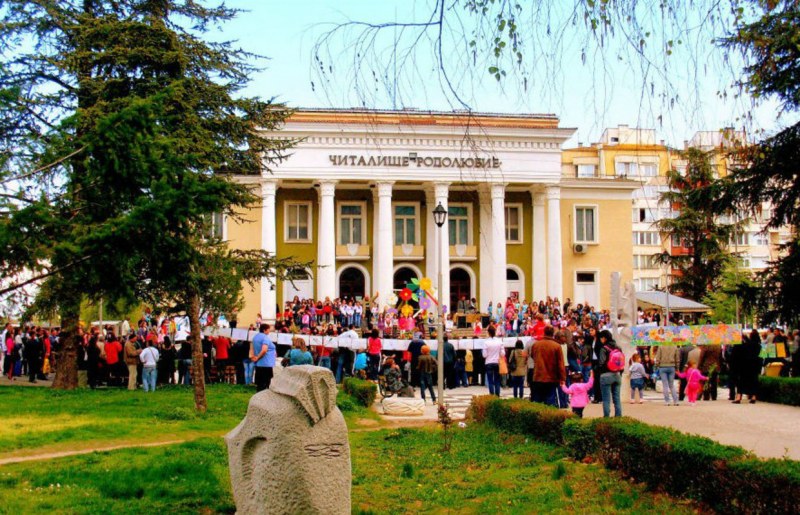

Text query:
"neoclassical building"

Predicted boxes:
[[227, 109, 637, 324]]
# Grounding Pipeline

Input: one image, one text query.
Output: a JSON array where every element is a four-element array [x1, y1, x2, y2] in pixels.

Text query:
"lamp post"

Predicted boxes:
[[433, 202, 447, 407]]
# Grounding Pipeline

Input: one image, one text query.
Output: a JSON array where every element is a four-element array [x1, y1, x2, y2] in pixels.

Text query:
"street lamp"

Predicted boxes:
[[433, 202, 447, 407]]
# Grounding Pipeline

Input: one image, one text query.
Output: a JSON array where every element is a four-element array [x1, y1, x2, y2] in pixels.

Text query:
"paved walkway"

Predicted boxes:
[[377, 385, 800, 460]]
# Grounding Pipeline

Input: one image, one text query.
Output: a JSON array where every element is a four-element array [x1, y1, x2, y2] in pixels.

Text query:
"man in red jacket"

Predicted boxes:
[[530, 325, 566, 406]]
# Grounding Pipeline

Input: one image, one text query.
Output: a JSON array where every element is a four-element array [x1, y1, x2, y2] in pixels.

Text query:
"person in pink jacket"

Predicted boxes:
[[677, 360, 708, 405], [560, 371, 594, 418]]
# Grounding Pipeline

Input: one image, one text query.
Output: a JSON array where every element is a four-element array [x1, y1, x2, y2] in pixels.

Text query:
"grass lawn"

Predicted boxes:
[[0, 425, 699, 514], [0, 384, 379, 458]]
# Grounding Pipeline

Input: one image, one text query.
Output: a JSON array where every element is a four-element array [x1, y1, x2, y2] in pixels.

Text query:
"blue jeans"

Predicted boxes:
[[659, 366, 679, 404], [600, 372, 622, 417], [456, 369, 469, 387], [486, 363, 501, 396], [420, 372, 435, 402], [142, 367, 157, 392], [510, 375, 525, 398], [630, 378, 645, 400], [243, 360, 255, 385], [581, 364, 592, 384], [318, 356, 331, 371], [181, 359, 192, 385]]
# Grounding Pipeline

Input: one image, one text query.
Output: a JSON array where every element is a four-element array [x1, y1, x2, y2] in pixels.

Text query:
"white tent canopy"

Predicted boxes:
[[636, 291, 710, 313]]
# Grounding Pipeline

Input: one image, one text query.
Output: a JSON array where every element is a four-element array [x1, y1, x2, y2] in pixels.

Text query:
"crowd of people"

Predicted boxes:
[[1, 295, 798, 411]]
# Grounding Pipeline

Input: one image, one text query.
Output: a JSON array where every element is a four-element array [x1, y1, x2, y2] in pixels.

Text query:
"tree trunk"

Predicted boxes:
[[52, 295, 80, 389], [188, 291, 207, 413]]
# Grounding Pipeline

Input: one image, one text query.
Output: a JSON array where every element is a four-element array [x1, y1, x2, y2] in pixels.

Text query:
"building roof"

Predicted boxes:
[[636, 291, 710, 313], [287, 108, 563, 130]]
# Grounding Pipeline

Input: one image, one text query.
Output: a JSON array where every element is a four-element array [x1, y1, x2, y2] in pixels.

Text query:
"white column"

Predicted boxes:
[[478, 187, 493, 312], [260, 180, 278, 322], [317, 180, 337, 301], [425, 189, 436, 281], [531, 189, 547, 301], [375, 181, 394, 308], [546, 185, 563, 300], [433, 183, 450, 310], [490, 183, 508, 307]]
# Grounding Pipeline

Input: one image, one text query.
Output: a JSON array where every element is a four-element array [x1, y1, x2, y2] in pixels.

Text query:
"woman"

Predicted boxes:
[[366, 328, 382, 380], [381, 357, 404, 396], [509, 340, 528, 398], [597, 330, 623, 417], [5, 328, 16, 380], [288, 337, 313, 366], [734, 329, 763, 404]]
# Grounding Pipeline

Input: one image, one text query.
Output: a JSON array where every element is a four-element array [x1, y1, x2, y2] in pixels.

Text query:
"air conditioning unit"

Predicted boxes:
[[573, 243, 588, 254]]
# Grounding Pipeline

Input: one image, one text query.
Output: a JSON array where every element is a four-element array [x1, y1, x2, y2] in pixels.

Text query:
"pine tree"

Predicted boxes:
[[0, 1, 295, 405], [654, 148, 740, 301]]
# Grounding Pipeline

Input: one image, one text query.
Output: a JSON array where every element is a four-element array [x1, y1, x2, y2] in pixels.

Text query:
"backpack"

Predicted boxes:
[[605, 346, 625, 372], [507, 350, 517, 373]]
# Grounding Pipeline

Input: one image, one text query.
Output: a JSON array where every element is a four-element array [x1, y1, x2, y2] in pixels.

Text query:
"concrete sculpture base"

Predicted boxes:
[[226, 365, 351, 515], [382, 397, 426, 416]]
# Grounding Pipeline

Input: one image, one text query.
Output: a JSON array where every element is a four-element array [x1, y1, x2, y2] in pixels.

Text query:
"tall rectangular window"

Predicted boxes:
[[505, 204, 522, 243], [286, 202, 310, 242], [575, 206, 597, 243], [394, 204, 417, 245], [640, 163, 658, 177], [448, 205, 470, 245], [615, 161, 638, 177], [338, 203, 364, 245]]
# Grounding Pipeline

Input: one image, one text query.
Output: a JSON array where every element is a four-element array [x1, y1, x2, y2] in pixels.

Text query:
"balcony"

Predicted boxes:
[[450, 244, 477, 261], [393, 244, 424, 260], [336, 244, 371, 260]]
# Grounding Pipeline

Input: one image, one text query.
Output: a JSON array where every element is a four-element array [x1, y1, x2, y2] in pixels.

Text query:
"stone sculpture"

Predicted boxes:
[[226, 365, 351, 515], [381, 397, 426, 416]]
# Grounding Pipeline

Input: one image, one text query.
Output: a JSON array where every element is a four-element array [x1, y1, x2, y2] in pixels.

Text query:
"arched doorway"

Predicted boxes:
[[506, 267, 523, 302], [394, 265, 420, 309], [450, 267, 471, 310], [339, 266, 365, 301]]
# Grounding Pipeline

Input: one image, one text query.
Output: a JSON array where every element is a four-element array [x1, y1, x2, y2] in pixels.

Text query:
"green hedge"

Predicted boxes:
[[342, 378, 377, 407], [469, 396, 800, 514], [593, 417, 747, 508], [485, 398, 573, 445], [758, 376, 800, 407]]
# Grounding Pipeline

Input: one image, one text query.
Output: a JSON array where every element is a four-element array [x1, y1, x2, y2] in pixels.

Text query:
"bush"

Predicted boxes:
[[592, 418, 748, 508], [758, 376, 800, 407], [335, 391, 360, 412], [721, 458, 800, 514], [562, 418, 596, 460], [342, 378, 377, 407], [465, 395, 494, 422], [472, 397, 574, 444]]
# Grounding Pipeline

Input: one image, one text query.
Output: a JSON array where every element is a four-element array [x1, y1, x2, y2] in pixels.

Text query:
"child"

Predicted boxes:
[[560, 371, 594, 418], [629, 353, 647, 404], [676, 360, 708, 406]]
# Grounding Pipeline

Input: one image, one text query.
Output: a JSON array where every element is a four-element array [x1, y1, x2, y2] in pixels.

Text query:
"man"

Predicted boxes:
[[406, 331, 426, 387], [482, 325, 504, 396], [698, 343, 722, 401], [336, 325, 359, 384], [443, 336, 456, 389], [457, 296, 468, 314], [124, 335, 142, 390], [531, 325, 566, 407], [252, 323, 276, 392], [24, 331, 43, 383]]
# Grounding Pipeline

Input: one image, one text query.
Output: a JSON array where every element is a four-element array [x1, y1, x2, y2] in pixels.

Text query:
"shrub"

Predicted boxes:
[[465, 395, 494, 422], [592, 418, 748, 507], [562, 418, 596, 460], [335, 391, 359, 412], [483, 398, 574, 445], [721, 457, 800, 514], [758, 376, 800, 407], [342, 378, 377, 407]]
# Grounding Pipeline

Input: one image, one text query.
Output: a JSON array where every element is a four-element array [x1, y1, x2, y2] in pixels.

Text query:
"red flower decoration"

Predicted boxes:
[[399, 288, 413, 302]]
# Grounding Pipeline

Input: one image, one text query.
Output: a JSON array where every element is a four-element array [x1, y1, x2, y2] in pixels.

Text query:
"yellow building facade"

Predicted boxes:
[[228, 109, 637, 324]]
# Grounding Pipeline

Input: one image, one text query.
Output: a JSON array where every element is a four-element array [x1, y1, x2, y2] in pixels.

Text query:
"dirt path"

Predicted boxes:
[[0, 439, 186, 466]]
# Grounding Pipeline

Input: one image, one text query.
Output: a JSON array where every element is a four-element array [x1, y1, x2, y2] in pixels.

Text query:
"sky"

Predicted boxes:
[[216, 0, 796, 147]]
